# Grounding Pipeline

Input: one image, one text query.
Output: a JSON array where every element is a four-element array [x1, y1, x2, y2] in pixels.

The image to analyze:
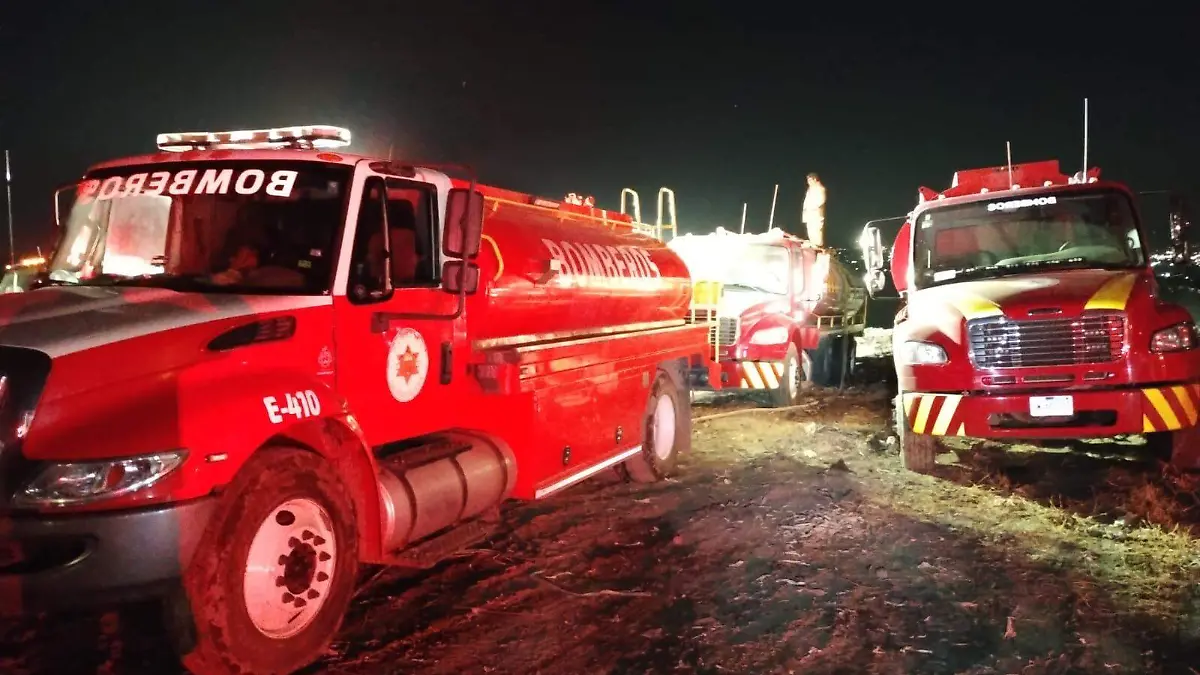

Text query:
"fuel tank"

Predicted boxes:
[[377, 431, 517, 552], [466, 196, 693, 343], [806, 251, 867, 318]]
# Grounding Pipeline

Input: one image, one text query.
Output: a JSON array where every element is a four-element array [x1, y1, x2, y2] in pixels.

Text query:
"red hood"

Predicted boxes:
[[0, 286, 330, 358], [905, 268, 1151, 345]]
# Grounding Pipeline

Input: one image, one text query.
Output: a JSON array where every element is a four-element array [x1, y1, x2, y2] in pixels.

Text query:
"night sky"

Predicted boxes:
[[3, 4, 1198, 260]]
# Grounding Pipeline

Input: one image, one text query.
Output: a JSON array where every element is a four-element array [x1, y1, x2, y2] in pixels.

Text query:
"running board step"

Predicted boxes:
[[385, 516, 498, 569]]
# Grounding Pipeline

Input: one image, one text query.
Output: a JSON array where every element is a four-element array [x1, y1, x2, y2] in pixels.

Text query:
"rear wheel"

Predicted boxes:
[[170, 446, 359, 675], [624, 368, 690, 483], [895, 393, 938, 473], [810, 334, 856, 388]]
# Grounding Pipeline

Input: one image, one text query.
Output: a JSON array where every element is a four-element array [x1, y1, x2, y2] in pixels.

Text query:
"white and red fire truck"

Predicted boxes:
[[0, 125, 711, 674], [663, 226, 868, 406], [860, 159, 1200, 472]]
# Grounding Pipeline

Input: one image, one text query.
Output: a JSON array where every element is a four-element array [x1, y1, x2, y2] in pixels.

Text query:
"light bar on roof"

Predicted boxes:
[[155, 125, 352, 153]]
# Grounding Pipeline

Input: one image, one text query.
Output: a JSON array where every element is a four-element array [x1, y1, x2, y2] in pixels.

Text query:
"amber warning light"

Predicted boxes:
[[155, 125, 352, 153]]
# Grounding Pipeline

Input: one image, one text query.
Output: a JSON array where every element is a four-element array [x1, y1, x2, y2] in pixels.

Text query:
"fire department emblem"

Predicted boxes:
[[386, 328, 429, 403]]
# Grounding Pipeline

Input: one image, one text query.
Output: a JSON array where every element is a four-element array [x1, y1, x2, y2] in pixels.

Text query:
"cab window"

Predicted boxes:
[[347, 177, 439, 302]]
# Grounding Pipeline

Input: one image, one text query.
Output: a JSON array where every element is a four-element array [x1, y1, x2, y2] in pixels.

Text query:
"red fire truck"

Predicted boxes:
[[860, 159, 1200, 472], [665, 227, 868, 406], [0, 125, 711, 674]]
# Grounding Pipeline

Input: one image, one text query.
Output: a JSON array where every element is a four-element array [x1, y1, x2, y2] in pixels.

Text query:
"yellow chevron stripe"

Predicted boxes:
[[950, 293, 1003, 320], [742, 362, 765, 389], [930, 394, 962, 435], [772, 362, 785, 378], [903, 393, 917, 416], [1084, 272, 1137, 311], [1145, 388, 1181, 430], [955, 422, 966, 436], [1143, 414, 1155, 433], [913, 395, 935, 434], [1172, 385, 1199, 426], [759, 363, 780, 389]]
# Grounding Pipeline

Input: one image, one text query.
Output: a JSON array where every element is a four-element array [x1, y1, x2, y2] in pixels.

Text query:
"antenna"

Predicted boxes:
[[4, 150, 13, 267], [1006, 141, 1014, 188], [1082, 97, 1089, 180], [739, 202, 747, 234], [767, 183, 779, 232]]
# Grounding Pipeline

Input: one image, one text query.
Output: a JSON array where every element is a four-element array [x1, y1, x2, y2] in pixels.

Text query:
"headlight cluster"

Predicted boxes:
[[899, 340, 948, 365], [749, 326, 789, 345], [16, 451, 187, 507], [1150, 322, 1197, 353]]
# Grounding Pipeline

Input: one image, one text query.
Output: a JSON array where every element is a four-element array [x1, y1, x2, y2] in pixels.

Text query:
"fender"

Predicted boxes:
[[23, 368, 386, 560], [178, 368, 387, 562]]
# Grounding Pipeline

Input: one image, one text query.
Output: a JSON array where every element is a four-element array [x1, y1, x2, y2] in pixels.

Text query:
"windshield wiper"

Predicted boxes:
[[724, 283, 782, 294], [932, 257, 1139, 285]]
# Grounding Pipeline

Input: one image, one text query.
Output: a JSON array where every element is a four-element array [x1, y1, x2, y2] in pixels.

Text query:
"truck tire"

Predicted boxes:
[[809, 334, 854, 388], [171, 446, 359, 675], [895, 393, 937, 473], [624, 367, 690, 483], [769, 343, 806, 407], [1145, 426, 1200, 468]]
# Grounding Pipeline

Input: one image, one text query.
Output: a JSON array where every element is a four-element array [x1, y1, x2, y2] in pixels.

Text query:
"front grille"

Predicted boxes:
[[686, 309, 738, 348], [709, 317, 738, 347], [967, 313, 1125, 369]]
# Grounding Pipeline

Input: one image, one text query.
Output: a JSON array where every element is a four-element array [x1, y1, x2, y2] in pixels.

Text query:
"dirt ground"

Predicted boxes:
[[4, 340, 1200, 674]]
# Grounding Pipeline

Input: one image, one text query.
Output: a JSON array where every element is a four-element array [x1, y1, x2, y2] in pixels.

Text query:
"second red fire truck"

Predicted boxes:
[[861, 159, 1200, 472], [666, 227, 868, 406], [0, 125, 711, 674]]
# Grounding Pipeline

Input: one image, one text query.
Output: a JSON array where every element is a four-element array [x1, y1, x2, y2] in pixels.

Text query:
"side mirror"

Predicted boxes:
[[865, 269, 886, 296], [442, 260, 480, 294], [54, 181, 86, 228], [444, 188, 485, 259], [890, 221, 912, 295], [1170, 194, 1191, 262]]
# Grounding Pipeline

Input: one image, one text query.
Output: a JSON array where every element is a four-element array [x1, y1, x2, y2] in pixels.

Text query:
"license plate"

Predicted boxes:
[[1029, 395, 1073, 417]]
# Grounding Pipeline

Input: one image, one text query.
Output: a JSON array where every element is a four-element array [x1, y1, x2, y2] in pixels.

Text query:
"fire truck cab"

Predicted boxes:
[[667, 227, 868, 406], [0, 125, 710, 674], [860, 159, 1200, 473]]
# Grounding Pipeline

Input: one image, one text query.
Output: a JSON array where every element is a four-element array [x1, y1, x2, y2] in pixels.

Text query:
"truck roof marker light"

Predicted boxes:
[[156, 125, 352, 153]]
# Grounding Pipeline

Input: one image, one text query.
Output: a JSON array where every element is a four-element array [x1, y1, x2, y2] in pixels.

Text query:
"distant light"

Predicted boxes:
[[156, 125, 352, 153]]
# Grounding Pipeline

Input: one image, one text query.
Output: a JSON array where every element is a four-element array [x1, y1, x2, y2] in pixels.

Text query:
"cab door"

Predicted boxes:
[[332, 169, 461, 446]]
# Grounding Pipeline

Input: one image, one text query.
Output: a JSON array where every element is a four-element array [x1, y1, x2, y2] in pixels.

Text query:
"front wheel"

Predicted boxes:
[[171, 446, 359, 675], [895, 393, 938, 473], [1145, 425, 1200, 469], [768, 343, 806, 407]]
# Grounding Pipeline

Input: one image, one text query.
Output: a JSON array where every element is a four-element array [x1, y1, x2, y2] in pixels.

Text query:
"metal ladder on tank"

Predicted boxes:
[[620, 187, 677, 241]]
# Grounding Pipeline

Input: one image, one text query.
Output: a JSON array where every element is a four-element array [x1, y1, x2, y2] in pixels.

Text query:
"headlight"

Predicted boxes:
[[1150, 322, 1197, 353], [899, 340, 948, 365], [749, 326, 790, 345], [15, 450, 187, 507]]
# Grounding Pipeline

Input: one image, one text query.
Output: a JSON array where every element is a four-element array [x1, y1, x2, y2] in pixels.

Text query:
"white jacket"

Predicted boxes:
[[802, 181, 826, 225]]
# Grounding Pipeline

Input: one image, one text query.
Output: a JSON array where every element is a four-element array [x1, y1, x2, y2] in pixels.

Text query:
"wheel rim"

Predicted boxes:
[[243, 498, 337, 639], [788, 353, 802, 394], [651, 393, 677, 461]]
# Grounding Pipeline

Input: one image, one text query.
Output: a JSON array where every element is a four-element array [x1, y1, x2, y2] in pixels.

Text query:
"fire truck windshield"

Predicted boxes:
[[912, 188, 1145, 289], [46, 160, 352, 295], [674, 241, 789, 295]]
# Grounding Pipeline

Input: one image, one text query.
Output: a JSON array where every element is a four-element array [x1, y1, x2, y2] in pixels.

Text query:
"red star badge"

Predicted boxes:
[[395, 346, 420, 382]]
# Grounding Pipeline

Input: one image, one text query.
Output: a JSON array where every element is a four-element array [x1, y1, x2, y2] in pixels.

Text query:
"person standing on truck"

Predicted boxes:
[[802, 172, 826, 246]]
